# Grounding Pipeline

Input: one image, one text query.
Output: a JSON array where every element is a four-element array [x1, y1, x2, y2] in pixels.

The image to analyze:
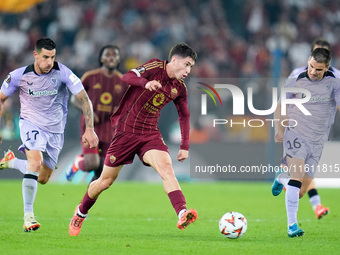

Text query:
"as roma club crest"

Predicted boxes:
[[170, 88, 178, 99], [110, 155, 116, 163]]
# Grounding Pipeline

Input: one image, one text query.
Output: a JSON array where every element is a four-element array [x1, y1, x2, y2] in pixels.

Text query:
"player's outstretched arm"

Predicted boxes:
[[177, 149, 189, 162], [74, 89, 99, 148], [0, 90, 9, 144]]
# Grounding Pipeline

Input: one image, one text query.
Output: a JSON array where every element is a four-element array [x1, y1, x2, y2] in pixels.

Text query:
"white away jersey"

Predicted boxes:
[[1, 62, 84, 133], [284, 70, 340, 143]]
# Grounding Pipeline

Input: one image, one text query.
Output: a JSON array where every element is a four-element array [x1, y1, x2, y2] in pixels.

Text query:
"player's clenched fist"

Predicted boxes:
[[145, 80, 162, 91]]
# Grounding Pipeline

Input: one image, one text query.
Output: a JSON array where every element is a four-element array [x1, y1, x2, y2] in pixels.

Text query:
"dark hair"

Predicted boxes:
[[168, 42, 197, 62], [98, 45, 120, 67], [311, 48, 331, 66], [35, 37, 56, 52], [311, 38, 330, 52]]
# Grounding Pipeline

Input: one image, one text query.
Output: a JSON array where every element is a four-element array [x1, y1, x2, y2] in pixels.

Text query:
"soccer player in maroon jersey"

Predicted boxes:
[[69, 42, 198, 236], [66, 45, 128, 182]]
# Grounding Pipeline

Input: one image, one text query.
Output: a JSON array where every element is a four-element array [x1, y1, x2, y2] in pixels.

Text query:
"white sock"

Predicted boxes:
[[22, 171, 39, 213], [286, 184, 300, 225], [309, 195, 321, 210], [277, 172, 290, 188], [12, 158, 29, 174]]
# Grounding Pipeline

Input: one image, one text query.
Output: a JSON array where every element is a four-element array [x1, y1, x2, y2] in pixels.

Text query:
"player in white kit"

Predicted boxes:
[[0, 38, 99, 232], [284, 39, 339, 220], [272, 48, 340, 237]]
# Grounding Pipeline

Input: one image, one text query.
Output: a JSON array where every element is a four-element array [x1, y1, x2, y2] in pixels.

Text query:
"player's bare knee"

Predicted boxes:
[[98, 178, 114, 191]]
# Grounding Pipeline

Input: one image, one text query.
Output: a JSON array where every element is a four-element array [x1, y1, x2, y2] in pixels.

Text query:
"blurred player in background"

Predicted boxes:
[[272, 48, 340, 237], [66, 45, 128, 182], [0, 37, 98, 232], [282, 39, 339, 220], [69, 42, 198, 236]]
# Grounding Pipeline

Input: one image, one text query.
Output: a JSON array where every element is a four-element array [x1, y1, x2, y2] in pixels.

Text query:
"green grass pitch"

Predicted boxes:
[[0, 180, 339, 255]]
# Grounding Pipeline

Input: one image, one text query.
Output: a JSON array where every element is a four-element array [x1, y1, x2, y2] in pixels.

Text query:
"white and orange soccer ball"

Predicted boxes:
[[219, 211, 247, 239]]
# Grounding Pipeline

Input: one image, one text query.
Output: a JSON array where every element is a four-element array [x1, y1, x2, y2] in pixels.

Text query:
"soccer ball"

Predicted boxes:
[[219, 211, 247, 239]]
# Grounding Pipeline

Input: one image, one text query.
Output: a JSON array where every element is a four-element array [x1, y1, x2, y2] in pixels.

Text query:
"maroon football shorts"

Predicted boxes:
[[104, 131, 169, 167]]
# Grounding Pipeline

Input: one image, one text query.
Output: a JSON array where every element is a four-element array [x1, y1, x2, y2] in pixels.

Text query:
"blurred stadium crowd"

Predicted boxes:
[[1, 0, 340, 142]]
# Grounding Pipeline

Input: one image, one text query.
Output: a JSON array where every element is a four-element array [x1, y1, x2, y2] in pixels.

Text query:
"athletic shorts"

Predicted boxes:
[[81, 140, 110, 159], [283, 128, 324, 177], [18, 119, 64, 170], [104, 131, 169, 167]]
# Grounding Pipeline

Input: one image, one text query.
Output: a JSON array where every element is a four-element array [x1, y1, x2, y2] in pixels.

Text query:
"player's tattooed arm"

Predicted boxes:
[[75, 89, 94, 129], [75, 89, 99, 148]]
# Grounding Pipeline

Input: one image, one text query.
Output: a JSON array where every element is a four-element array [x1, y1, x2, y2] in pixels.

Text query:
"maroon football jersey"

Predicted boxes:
[[80, 68, 128, 143], [112, 58, 190, 150]]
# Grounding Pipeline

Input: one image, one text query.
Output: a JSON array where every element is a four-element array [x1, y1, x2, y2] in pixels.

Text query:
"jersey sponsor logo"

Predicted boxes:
[[153, 93, 165, 106], [309, 96, 331, 102], [110, 155, 116, 163], [28, 88, 58, 97], [97, 104, 112, 112], [143, 102, 159, 114], [100, 92, 112, 104], [137, 66, 146, 74], [69, 73, 80, 85]]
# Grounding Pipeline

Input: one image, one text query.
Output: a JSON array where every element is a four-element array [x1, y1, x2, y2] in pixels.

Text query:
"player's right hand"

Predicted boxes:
[[145, 80, 162, 91], [82, 128, 99, 148]]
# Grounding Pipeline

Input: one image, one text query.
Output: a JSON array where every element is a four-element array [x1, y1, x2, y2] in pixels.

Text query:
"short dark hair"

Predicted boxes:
[[311, 48, 331, 66], [311, 38, 330, 52], [168, 42, 197, 62], [35, 37, 56, 52], [98, 45, 120, 67]]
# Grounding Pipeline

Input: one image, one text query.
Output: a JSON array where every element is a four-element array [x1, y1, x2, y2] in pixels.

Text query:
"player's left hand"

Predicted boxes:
[[82, 128, 99, 148], [177, 149, 189, 162]]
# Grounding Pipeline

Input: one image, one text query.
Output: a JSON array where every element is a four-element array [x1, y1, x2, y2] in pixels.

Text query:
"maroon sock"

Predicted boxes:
[[79, 191, 97, 215], [168, 190, 187, 215], [78, 158, 86, 171]]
